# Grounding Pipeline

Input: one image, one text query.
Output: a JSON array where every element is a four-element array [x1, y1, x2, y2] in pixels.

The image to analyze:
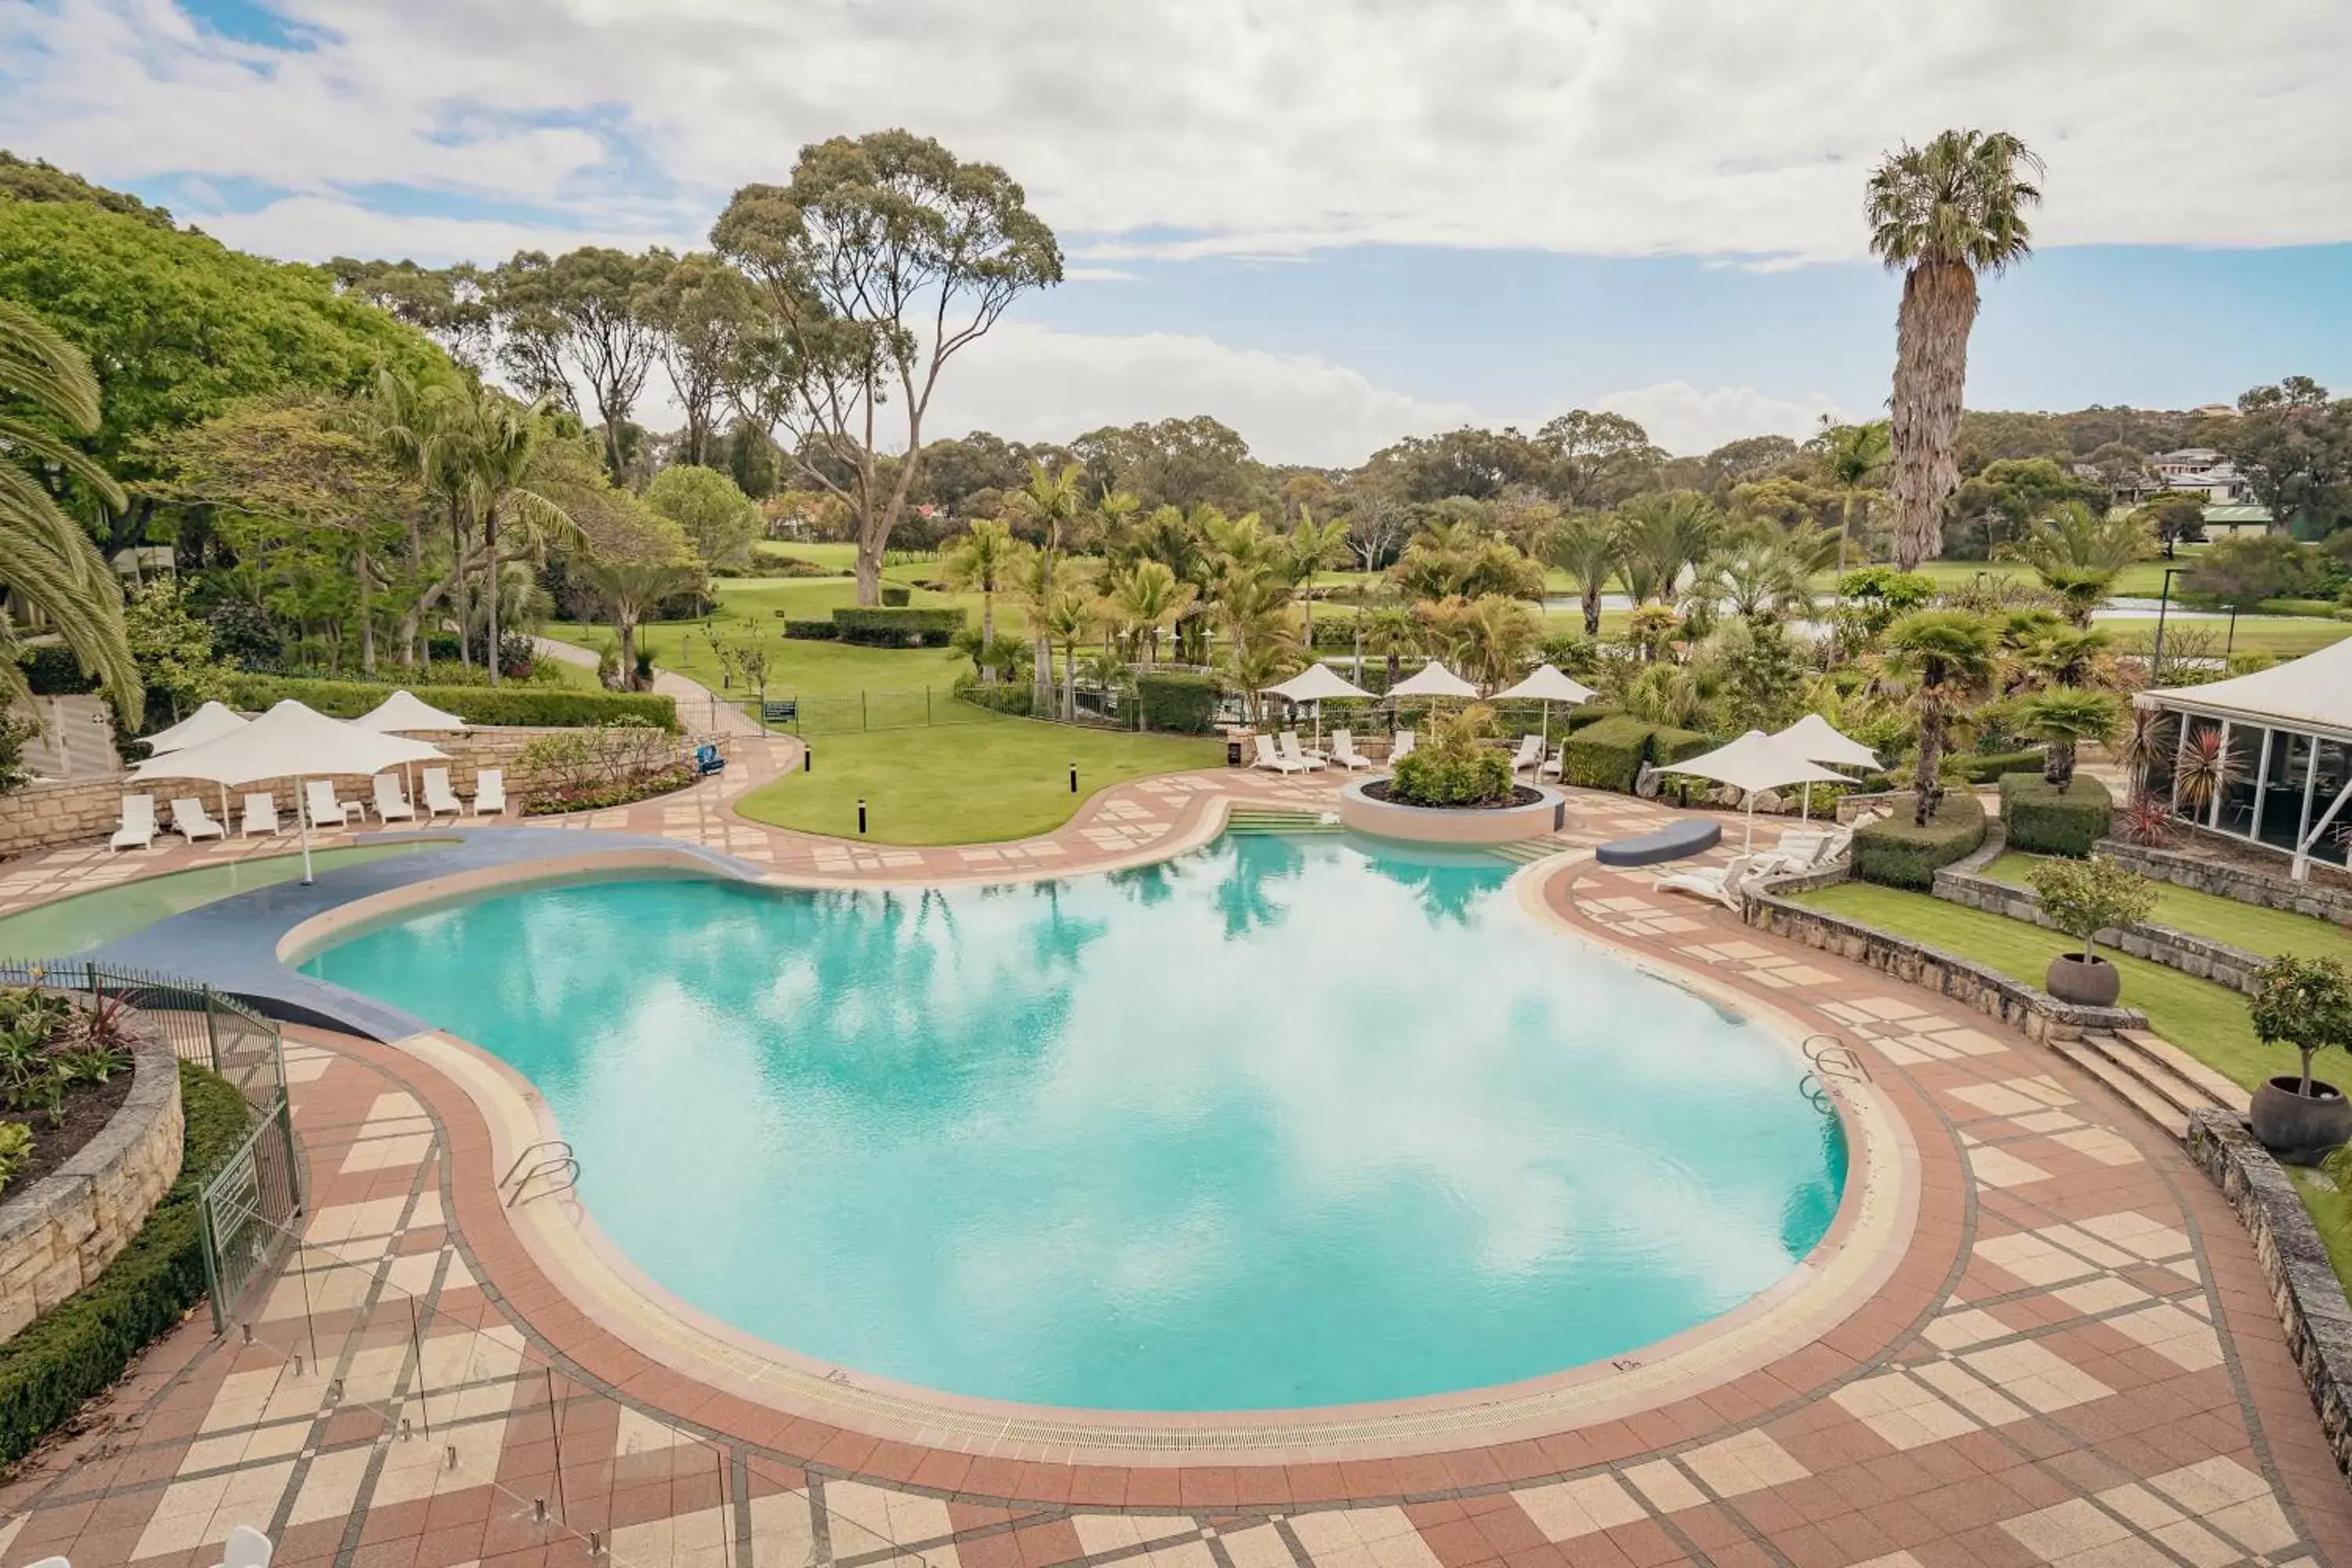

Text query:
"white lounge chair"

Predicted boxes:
[[1538, 743, 1564, 781], [1388, 730, 1416, 768], [473, 768, 507, 815], [372, 773, 416, 824], [304, 781, 356, 830], [1509, 734, 1543, 776], [1251, 734, 1305, 775], [1657, 853, 1759, 912], [111, 794, 158, 851], [172, 797, 226, 843], [1327, 730, 1375, 771], [222, 1522, 275, 1568], [241, 793, 279, 837], [1277, 731, 1326, 771], [422, 767, 464, 818]]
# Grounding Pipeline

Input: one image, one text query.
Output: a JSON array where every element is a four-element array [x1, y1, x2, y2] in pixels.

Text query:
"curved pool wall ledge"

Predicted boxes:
[[363, 850, 1917, 1465], [1337, 776, 1568, 845]]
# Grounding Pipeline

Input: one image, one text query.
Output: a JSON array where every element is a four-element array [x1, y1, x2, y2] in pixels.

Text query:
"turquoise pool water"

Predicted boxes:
[[303, 833, 1846, 1412]]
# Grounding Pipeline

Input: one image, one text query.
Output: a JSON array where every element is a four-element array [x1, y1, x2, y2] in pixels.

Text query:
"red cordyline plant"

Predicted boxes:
[[2172, 727, 2238, 816], [2117, 789, 2175, 848]]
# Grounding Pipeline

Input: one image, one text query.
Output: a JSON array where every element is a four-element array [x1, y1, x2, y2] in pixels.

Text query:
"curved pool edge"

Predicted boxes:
[[362, 846, 1917, 1465]]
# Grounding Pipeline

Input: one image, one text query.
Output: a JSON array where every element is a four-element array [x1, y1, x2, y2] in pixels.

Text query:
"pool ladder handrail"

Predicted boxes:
[[1797, 1033, 1871, 1115], [499, 1139, 581, 1207]]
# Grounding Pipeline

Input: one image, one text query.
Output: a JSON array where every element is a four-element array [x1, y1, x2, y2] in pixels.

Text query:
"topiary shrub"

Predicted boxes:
[[1563, 703, 1621, 733], [1650, 725, 1711, 768], [779, 619, 839, 640], [1559, 715, 1655, 793], [829, 607, 967, 647], [1136, 672, 1221, 734], [2000, 771, 2114, 857], [879, 584, 913, 608], [1954, 748, 2046, 785], [1853, 790, 1988, 888], [0, 1062, 249, 1465], [224, 675, 678, 731]]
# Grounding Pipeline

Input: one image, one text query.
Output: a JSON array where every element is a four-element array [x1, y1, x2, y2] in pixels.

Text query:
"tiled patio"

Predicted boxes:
[[3, 768, 2350, 1568]]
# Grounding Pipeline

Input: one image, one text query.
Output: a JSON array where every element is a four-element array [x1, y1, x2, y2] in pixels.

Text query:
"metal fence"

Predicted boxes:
[[0, 959, 300, 1330]]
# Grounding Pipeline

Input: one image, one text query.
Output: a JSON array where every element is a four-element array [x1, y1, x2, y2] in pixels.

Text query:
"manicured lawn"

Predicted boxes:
[[734, 710, 1225, 844], [2100, 615, 2351, 657], [1981, 851, 2352, 962], [1794, 880, 2280, 1091], [2291, 1169, 2352, 1307]]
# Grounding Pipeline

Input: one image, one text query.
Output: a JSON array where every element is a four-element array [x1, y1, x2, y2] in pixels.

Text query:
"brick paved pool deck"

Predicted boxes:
[[3, 747, 2349, 1568]]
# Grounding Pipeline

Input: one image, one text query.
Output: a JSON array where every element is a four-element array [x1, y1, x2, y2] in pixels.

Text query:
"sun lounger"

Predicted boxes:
[[473, 768, 507, 815], [1388, 730, 1415, 767], [241, 793, 279, 837], [304, 781, 356, 830], [221, 1522, 275, 1568], [1327, 730, 1375, 771], [422, 768, 463, 818], [1509, 734, 1543, 776], [1252, 734, 1304, 775], [1278, 731, 1326, 771], [1657, 852, 1759, 911], [372, 773, 416, 824], [172, 797, 226, 843], [1539, 743, 1564, 781], [111, 794, 158, 851]]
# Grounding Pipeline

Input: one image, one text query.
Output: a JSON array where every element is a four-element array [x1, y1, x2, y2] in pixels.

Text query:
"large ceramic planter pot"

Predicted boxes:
[[2251, 1076, 2352, 1163], [2045, 952, 2121, 1007]]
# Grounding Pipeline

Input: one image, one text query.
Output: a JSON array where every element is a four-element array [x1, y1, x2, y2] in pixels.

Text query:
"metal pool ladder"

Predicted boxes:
[[499, 1140, 581, 1207], [1798, 1034, 1871, 1115]]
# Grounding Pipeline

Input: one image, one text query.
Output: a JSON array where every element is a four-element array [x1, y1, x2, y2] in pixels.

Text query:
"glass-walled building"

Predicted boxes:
[[2140, 643, 2352, 880]]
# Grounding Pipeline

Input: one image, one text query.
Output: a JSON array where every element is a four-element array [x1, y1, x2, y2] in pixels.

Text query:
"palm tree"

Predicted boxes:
[[1695, 524, 1823, 623], [1362, 605, 1421, 691], [1011, 461, 1087, 556], [942, 518, 1018, 681], [2019, 688, 2119, 790], [1867, 129, 2043, 569], [2006, 501, 2149, 627], [1885, 609, 1998, 826], [1042, 591, 1100, 720], [578, 559, 702, 691], [1107, 560, 1196, 665], [1443, 594, 1540, 691], [1817, 418, 1891, 574], [1613, 491, 1721, 605], [0, 299, 140, 721], [442, 385, 574, 683], [1288, 509, 1352, 646], [1543, 513, 1621, 636]]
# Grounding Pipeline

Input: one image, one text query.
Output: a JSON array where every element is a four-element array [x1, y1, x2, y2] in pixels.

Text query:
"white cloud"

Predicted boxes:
[[192, 197, 691, 266], [6, 0, 2351, 263], [922, 322, 1473, 467], [1584, 382, 1848, 456]]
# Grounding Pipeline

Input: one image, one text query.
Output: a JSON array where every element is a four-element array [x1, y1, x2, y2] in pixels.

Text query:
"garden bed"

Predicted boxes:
[[1360, 779, 1543, 811], [7, 1069, 132, 1193], [523, 763, 697, 817]]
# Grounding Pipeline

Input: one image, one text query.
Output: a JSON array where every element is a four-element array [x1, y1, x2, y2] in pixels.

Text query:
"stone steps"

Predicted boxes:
[[2050, 1028, 2246, 1142], [2050, 1037, 2191, 1139], [1492, 838, 1572, 865], [1225, 808, 1341, 834]]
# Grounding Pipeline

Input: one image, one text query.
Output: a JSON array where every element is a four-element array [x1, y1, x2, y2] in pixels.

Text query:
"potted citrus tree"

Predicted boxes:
[[2249, 955, 2352, 1160], [2027, 855, 2156, 1007]]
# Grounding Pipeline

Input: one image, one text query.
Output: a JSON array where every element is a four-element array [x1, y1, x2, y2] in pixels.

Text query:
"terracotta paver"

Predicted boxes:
[[2, 777, 2350, 1568]]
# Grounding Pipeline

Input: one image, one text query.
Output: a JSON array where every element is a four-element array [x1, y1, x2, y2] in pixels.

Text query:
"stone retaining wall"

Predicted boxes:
[[1744, 886, 2147, 1044], [2100, 837, 2352, 927], [0, 1033, 183, 1341], [2186, 1109, 2352, 1477], [1933, 840, 2269, 996]]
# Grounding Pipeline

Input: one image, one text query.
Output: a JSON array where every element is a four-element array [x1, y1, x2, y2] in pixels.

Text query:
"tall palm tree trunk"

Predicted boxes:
[[1914, 687, 1947, 826], [485, 510, 503, 686], [1581, 583, 1602, 637], [1889, 260, 1979, 570]]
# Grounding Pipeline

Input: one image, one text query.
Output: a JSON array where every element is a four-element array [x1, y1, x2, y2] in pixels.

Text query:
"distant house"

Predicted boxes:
[[109, 546, 175, 583], [2147, 448, 2254, 505], [2199, 503, 2274, 539], [2191, 403, 2240, 419]]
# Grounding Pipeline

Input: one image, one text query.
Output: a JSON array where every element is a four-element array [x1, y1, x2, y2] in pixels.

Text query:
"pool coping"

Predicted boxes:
[[347, 842, 1921, 1465]]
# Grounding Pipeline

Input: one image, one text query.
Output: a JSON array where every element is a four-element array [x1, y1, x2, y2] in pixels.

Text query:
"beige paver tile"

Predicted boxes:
[[1622, 1459, 1707, 1512], [1512, 1474, 1649, 1541], [1679, 1428, 1809, 1496], [1960, 1341, 2112, 1412]]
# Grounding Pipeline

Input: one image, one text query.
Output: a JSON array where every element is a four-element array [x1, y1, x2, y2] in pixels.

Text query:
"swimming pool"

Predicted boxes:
[[304, 833, 1847, 1413]]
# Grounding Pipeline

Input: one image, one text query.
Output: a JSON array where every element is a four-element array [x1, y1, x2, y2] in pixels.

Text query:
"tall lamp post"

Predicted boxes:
[[2151, 565, 2187, 684]]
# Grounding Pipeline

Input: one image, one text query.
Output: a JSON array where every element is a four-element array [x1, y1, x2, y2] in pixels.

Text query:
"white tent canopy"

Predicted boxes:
[[1771, 713, 1880, 770], [1494, 665, 1598, 705], [142, 701, 248, 755], [354, 689, 469, 733], [130, 701, 447, 881], [2143, 636, 2352, 737], [1388, 661, 1479, 699], [1261, 665, 1374, 703], [1665, 729, 1851, 850]]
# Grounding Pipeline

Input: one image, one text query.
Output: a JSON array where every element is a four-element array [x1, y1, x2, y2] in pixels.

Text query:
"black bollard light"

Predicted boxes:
[[1069, 760, 1078, 794], [804, 746, 812, 772], [858, 797, 868, 835]]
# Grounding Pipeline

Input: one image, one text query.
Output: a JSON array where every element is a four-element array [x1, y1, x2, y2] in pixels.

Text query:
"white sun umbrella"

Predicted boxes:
[[1261, 663, 1374, 748], [1385, 659, 1482, 738], [129, 700, 447, 882], [1769, 713, 1882, 822], [354, 690, 469, 799], [141, 701, 251, 825], [1493, 663, 1598, 751], [1664, 729, 1853, 851]]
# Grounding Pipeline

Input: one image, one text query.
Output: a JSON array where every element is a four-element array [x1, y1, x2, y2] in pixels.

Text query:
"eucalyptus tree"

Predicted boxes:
[[713, 129, 1062, 604], [1867, 129, 2043, 568], [639, 253, 758, 468], [488, 247, 673, 483]]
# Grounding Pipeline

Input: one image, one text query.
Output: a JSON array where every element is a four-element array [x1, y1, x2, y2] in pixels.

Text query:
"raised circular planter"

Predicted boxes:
[[1336, 776, 1567, 846], [0, 1032, 183, 1341]]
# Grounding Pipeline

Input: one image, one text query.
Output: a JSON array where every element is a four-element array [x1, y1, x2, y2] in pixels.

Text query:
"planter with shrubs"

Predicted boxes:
[[1853, 791, 1988, 889], [2000, 772, 2114, 857], [2027, 855, 2158, 1007], [2249, 954, 2352, 1162]]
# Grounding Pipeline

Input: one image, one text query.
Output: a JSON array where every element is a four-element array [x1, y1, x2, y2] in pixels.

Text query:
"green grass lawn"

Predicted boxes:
[[2291, 1168, 2352, 1295], [1980, 851, 2352, 962], [1795, 880, 2281, 1091], [734, 711, 1225, 844]]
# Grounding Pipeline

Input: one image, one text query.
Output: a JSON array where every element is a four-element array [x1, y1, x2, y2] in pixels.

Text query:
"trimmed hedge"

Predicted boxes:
[[780, 619, 839, 641], [224, 674, 678, 731], [1650, 725, 1711, 767], [829, 607, 967, 647], [1955, 748, 2046, 785], [1554, 716, 1713, 794], [1853, 790, 1989, 889], [1137, 672, 1221, 734], [1563, 703, 1621, 733], [0, 1062, 249, 1465], [879, 585, 912, 608], [2000, 771, 2114, 857]]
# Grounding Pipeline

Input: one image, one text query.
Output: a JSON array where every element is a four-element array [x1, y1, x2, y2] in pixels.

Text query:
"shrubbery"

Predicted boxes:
[[16, 646, 97, 696], [515, 724, 685, 815], [1853, 790, 1989, 888], [1953, 748, 2046, 785], [1137, 672, 1221, 734], [780, 619, 838, 641], [829, 606, 967, 647], [2000, 771, 2114, 857], [1389, 707, 1515, 808], [954, 677, 1035, 717], [0, 1062, 249, 1465], [1558, 715, 1708, 793], [224, 674, 677, 731]]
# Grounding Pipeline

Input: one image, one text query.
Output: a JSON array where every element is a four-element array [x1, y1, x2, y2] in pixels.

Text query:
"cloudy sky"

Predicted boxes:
[[8, 0, 2351, 464]]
